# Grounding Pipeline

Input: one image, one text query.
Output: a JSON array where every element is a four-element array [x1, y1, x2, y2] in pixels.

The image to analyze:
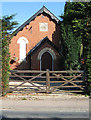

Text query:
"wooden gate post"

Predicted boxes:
[[46, 69, 50, 93]]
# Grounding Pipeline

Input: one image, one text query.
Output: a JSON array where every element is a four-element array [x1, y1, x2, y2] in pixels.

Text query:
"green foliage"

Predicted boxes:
[[60, 2, 91, 93], [1, 14, 18, 95], [60, 2, 84, 70], [0, 19, 2, 95], [22, 98, 27, 100], [85, 19, 91, 94], [61, 23, 81, 70]]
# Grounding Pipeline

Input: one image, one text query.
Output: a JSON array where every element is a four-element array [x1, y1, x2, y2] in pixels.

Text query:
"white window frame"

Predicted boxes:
[[17, 37, 28, 63]]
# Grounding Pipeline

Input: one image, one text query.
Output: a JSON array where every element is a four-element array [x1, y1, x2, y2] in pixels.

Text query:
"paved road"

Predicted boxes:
[[2, 110, 89, 118], [1, 110, 89, 118], [0, 94, 90, 119]]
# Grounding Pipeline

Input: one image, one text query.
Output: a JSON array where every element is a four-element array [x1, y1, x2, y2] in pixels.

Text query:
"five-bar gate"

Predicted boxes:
[[9, 69, 86, 94]]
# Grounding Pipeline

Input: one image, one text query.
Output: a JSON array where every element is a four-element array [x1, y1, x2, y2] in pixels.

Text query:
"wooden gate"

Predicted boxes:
[[48, 70, 85, 93], [9, 70, 86, 93], [9, 70, 47, 93]]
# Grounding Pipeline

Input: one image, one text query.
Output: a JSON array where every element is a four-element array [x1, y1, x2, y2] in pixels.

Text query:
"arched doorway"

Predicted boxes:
[[41, 52, 52, 71]]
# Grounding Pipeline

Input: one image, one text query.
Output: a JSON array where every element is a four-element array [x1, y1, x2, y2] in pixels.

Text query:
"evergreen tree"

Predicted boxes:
[[60, 2, 83, 70], [1, 14, 18, 95], [0, 18, 2, 95], [60, 2, 91, 94], [60, 2, 91, 68], [85, 16, 91, 95]]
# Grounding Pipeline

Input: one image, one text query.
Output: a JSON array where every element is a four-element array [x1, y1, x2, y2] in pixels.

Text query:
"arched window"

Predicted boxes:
[[17, 37, 28, 62]]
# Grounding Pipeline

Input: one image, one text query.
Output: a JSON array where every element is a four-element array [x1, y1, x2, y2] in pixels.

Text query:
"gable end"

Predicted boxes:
[[14, 6, 60, 35]]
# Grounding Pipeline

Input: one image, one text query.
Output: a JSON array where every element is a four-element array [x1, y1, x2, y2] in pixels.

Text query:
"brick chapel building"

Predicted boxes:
[[9, 6, 62, 70]]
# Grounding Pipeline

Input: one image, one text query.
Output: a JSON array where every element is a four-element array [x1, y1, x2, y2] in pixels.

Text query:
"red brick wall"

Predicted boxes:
[[31, 42, 60, 70], [9, 13, 61, 70]]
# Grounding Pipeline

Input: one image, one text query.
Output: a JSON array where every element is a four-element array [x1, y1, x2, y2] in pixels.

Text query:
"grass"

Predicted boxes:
[[22, 97, 27, 100]]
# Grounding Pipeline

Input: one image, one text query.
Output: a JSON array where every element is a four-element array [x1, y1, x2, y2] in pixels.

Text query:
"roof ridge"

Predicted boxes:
[[14, 6, 60, 35]]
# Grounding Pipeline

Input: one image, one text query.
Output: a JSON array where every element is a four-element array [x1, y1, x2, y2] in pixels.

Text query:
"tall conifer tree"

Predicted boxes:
[[1, 14, 18, 95], [60, 2, 91, 94]]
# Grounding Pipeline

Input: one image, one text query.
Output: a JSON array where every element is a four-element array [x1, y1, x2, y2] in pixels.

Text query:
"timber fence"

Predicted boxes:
[[9, 69, 87, 94]]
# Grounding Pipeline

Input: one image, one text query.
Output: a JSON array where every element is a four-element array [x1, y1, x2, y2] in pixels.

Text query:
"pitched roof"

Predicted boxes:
[[28, 36, 61, 55], [14, 6, 60, 35]]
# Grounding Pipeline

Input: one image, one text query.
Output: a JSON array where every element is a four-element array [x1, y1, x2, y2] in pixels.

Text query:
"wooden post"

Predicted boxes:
[[46, 69, 50, 93]]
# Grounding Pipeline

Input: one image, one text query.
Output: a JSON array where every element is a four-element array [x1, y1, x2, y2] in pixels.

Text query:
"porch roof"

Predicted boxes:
[[28, 36, 62, 56]]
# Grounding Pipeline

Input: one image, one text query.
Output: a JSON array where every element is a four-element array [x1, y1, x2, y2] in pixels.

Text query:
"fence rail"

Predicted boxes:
[[9, 69, 86, 94]]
